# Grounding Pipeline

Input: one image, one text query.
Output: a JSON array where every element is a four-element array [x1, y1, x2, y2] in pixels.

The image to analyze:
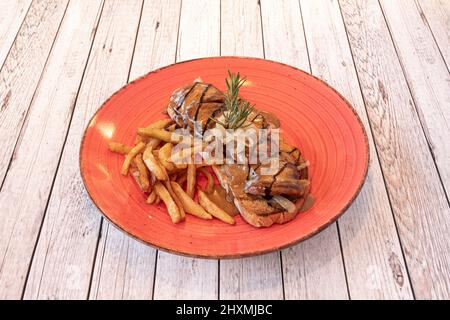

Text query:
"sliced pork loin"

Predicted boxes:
[[167, 81, 224, 134], [167, 80, 311, 227]]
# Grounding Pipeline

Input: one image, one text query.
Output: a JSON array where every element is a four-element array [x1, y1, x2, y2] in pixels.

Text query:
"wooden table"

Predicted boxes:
[[0, 0, 449, 300]]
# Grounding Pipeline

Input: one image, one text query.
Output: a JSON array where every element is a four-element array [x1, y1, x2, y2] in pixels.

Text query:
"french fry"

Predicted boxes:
[[171, 182, 212, 220], [170, 173, 178, 181], [198, 167, 214, 193], [158, 143, 175, 171], [143, 144, 167, 180], [137, 128, 182, 144], [176, 171, 187, 185], [121, 142, 146, 175], [142, 119, 172, 131], [186, 164, 196, 198], [198, 190, 235, 225], [130, 165, 146, 192], [134, 135, 143, 145], [146, 190, 156, 204], [164, 181, 185, 220], [154, 182, 181, 223], [109, 142, 132, 154], [155, 194, 161, 204], [147, 137, 161, 150], [133, 154, 150, 192]]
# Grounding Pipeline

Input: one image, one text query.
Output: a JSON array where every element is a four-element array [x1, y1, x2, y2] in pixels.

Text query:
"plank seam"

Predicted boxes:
[[19, 0, 105, 299], [0, 0, 33, 71], [335, 223, 351, 299], [0, 0, 69, 191], [2, 0, 72, 296], [151, 251, 158, 300], [175, 0, 183, 62], [414, 0, 450, 73], [258, 0, 266, 59], [336, 0, 416, 299], [377, 0, 450, 206]]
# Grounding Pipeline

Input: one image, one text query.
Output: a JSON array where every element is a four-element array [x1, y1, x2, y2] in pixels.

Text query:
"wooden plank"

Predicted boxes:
[[129, 0, 182, 80], [380, 0, 450, 199], [88, 225, 156, 300], [417, 0, 450, 69], [300, 0, 413, 299], [219, 0, 283, 300], [0, 0, 68, 186], [175, 0, 220, 61], [340, 0, 450, 299], [89, 0, 181, 300], [153, 0, 220, 300], [0, 0, 104, 299], [23, 0, 143, 299], [0, 0, 32, 66], [260, 0, 348, 300], [220, 0, 263, 56]]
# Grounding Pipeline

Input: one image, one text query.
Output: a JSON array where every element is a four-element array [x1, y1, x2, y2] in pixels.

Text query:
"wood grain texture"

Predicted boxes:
[[0, 0, 32, 66], [219, 0, 283, 300], [300, 0, 413, 299], [221, 0, 263, 56], [0, 0, 68, 186], [260, 0, 348, 300], [0, 0, 103, 299], [152, 0, 220, 300], [417, 0, 450, 70], [340, 0, 450, 299], [89, 225, 155, 299], [380, 0, 450, 199], [89, 0, 181, 300], [23, 0, 143, 299]]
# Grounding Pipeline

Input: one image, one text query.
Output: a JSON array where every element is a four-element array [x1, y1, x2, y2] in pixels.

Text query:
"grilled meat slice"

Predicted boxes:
[[212, 163, 309, 227], [166, 80, 311, 227], [245, 149, 309, 197], [167, 81, 224, 134]]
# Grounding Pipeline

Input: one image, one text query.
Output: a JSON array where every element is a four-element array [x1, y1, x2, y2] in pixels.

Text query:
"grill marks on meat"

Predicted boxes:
[[167, 82, 225, 133], [245, 151, 308, 197]]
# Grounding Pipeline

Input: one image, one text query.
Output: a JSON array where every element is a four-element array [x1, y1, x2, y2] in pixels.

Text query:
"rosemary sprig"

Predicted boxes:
[[211, 70, 254, 129]]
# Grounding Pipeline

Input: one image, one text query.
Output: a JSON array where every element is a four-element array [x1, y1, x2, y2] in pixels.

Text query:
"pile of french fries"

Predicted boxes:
[[108, 119, 235, 225]]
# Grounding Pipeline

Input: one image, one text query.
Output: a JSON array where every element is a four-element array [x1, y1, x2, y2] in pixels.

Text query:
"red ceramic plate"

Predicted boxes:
[[80, 57, 369, 258]]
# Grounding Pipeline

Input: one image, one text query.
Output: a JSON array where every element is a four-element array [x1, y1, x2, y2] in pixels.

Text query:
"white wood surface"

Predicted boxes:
[[23, 0, 143, 299], [0, 0, 32, 66], [219, 0, 284, 300], [417, 0, 450, 70], [89, 0, 181, 300], [340, 0, 450, 299], [152, 0, 220, 300], [0, 0, 449, 300], [0, 0, 103, 299], [0, 0, 68, 185], [301, 0, 413, 299], [260, 0, 349, 300], [380, 0, 450, 199]]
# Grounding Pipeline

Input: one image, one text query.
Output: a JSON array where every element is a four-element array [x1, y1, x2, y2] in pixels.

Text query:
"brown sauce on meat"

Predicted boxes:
[[259, 110, 280, 128], [209, 184, 239, 216]]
